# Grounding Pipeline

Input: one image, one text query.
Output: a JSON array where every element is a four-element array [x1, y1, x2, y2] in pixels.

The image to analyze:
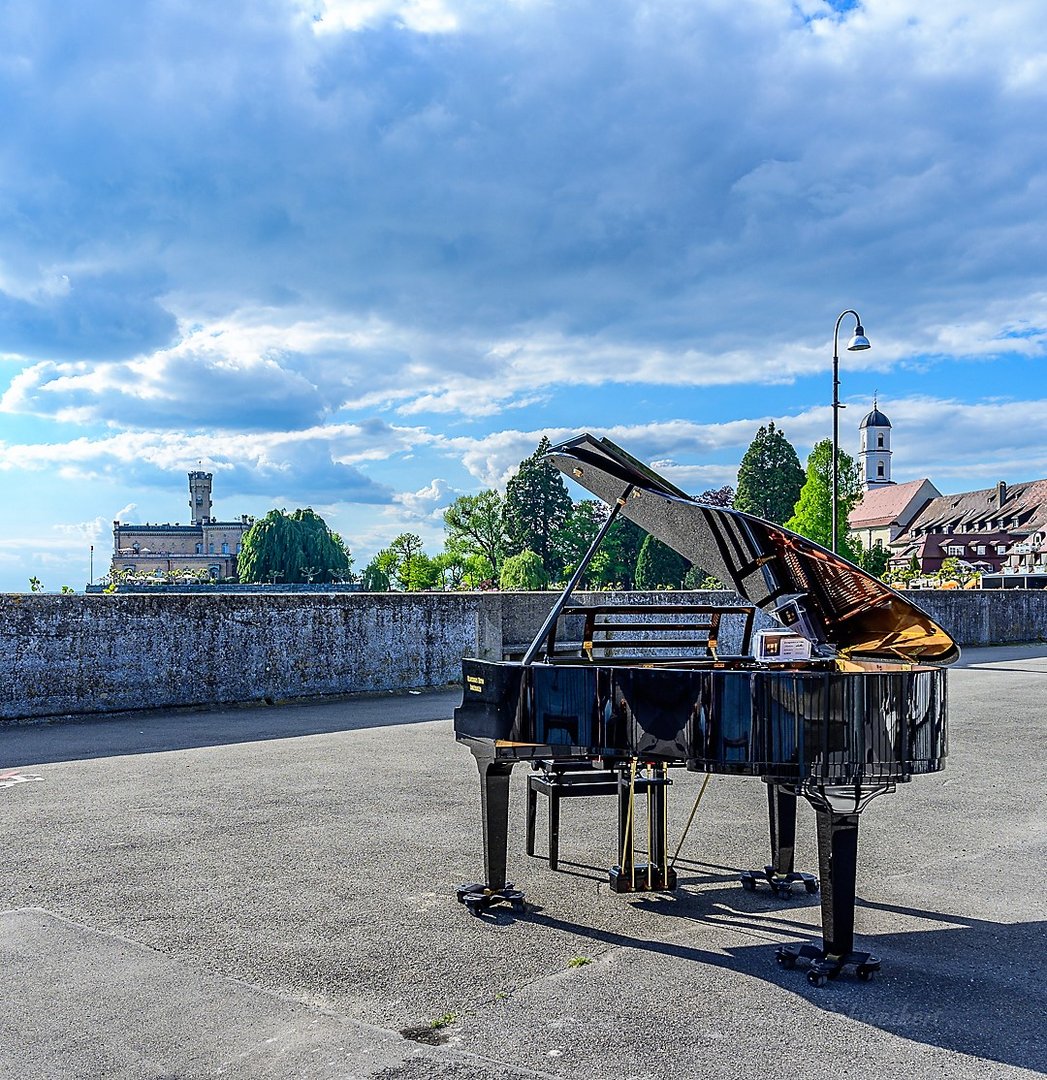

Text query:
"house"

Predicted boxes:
[[890, 479, 1047, 576], [848, 478, 941, 552]]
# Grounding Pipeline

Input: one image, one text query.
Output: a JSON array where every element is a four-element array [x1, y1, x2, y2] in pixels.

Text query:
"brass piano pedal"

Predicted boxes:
[[456, 882, 526, 916], [740, 866, 819, 898], [608, 863, 678, 893], [775, 944, 880, 986]]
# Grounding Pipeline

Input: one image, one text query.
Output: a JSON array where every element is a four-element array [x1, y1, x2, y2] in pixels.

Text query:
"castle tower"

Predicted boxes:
[[188, 471, 213, 524], [859, 400, 893, 491]]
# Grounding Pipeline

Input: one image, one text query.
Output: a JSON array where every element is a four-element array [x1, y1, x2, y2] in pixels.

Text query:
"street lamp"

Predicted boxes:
[[831, 310, 871, 554]]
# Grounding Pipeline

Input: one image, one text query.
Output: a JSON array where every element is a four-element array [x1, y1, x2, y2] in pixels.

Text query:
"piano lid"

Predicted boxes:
[[545, 433, 960, 665]]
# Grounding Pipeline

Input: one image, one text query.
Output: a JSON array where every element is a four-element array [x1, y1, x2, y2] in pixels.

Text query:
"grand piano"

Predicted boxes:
[[454, 434, 958, 985]]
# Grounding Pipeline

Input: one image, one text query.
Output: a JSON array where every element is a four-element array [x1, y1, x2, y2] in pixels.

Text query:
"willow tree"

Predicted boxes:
[[238, 508, 353, 584]]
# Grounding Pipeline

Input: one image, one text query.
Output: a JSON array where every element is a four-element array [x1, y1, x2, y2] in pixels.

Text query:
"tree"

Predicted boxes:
[[785, 439, 862, 559], [361, 550, 396, 591], [499, 549, 549, 590], [443, 491, 505, 578], [588, 518, 646, 589], [553, 500, 608, 583], [634, 534, 689, 589], [238, 508, 352, 584], [502, 437, 573, 580], [696, 484, 735, 507], [389, 533, 426, 591], [856, 540, 891, 579], [432, 551, 468, 590], [734, 423, 805, 524]]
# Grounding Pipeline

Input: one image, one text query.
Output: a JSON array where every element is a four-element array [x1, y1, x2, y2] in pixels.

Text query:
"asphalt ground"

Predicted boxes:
[[1, 646, 1045, 1080]]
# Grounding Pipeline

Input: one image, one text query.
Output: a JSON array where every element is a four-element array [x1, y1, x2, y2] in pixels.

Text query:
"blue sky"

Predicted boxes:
[[2, 0, 1046, 591]]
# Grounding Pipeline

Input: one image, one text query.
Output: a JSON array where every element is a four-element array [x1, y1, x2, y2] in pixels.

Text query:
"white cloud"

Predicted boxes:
[[310, 0, 460, 34]]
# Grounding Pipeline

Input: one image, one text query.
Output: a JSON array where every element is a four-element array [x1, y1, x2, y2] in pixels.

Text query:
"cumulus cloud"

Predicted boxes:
[[2, 0, 1047, 587]]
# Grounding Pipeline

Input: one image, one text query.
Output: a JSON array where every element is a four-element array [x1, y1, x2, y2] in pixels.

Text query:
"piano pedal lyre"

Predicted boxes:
[[608, 760, 678, 894]]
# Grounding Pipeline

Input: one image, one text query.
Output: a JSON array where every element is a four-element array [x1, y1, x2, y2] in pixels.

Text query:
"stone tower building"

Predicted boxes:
[[859, 400, 893, 491]]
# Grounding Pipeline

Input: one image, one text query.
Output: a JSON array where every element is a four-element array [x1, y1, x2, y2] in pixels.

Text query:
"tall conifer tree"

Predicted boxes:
[[734, 422, 805, 524], [502, 437, 573, 580]]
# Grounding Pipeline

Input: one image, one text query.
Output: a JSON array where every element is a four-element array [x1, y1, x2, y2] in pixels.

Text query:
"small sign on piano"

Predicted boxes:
[[752, 628, 813, 662]]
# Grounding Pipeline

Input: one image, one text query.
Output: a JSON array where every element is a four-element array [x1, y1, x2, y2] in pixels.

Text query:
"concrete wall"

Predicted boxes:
[[0, 592, 502, 722], [2, 589, 1045, 722]]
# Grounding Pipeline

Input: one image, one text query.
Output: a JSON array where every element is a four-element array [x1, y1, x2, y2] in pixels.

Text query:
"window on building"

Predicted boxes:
[[195, 542, 203, 554], [209, 544, 215, 554], [221, 542, 229, 554], [946, 545, 963, 556], [877, 434, 884, 448], [976, 545, 987, 555], [996, 544, 1008, 555], [877, 462, 885, 477]]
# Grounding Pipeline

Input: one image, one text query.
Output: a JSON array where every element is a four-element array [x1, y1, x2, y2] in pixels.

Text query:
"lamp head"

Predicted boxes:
[[847, 324, 871, 351]]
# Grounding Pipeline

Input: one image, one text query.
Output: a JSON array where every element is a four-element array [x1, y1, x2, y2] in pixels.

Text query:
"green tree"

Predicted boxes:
[[361, 550, 397, 591], [499, 549, 549, 590], [432, 551, 468, 590], [634, 534, 689, 589], [502, 437, 573, 580], [856, 540, 891, 579], [785, 439, 862, 558], [588, 518, 646, 589], [553, 500, 608, 583], [389, 533, 425, 591], [734, 423, 805, 524], [238, 508, 352, 584], [443, 491, 505, 578]]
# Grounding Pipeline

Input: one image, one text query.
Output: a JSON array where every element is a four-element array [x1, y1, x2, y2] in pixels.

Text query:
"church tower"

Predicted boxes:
[[188, 471, 213, 524], [859, 400, 893, 491]]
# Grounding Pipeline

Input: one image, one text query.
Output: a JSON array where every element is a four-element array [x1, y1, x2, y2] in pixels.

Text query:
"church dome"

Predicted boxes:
[[859, 406, 891, 430]]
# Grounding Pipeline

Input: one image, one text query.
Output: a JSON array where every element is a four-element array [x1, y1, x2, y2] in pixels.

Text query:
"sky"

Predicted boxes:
[[1, 0, 1046, 592]]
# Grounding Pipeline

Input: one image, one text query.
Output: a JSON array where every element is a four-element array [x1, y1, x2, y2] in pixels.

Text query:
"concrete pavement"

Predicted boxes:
[[1, 647, 1045, 1079]]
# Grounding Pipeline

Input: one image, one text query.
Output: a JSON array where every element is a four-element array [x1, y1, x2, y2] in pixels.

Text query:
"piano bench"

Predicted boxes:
[[525, 761, 662, 872]]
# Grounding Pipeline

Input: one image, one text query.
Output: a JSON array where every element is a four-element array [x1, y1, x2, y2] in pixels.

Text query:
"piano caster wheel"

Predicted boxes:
[[807, 971, 828, 988], [776, 952, 796, 970], [856, 965, 875, 981], [741, 876, 756, 892], [804, 878, 820, 895]]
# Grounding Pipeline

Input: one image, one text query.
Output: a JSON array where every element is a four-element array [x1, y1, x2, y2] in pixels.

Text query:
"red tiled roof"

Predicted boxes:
[[849, 479, 936, 529]]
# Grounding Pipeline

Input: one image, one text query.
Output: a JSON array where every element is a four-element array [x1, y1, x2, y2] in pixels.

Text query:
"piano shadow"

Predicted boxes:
[[505, 887, 1046, 1073], [0, 690, 460, 767], [527, 857, 740, 887]]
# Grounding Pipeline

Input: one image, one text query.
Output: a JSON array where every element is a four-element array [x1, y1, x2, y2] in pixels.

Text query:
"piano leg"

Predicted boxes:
[[456, 749, 526, 915], [775, 808, 880, 985], [740, 784, 818, 897]]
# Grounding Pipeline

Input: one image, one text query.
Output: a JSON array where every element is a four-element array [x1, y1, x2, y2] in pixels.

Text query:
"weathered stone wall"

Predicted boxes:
[[0, 592, 502, 721], [1, 589, 1044, 722]]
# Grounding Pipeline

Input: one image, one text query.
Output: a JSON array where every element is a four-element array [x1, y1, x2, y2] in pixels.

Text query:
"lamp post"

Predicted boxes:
[[831, 310, 871, 554]]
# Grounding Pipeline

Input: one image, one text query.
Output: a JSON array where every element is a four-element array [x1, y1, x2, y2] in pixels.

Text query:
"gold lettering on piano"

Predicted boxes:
[[466, 675, 486, 692]]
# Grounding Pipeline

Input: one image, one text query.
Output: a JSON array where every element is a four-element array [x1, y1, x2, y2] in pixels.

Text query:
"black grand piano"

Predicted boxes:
[[454, 434, 958, 985]]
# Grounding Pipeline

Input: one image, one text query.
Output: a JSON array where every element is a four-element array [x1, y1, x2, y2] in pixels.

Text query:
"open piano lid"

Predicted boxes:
[[546, 433, 959, 666]]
